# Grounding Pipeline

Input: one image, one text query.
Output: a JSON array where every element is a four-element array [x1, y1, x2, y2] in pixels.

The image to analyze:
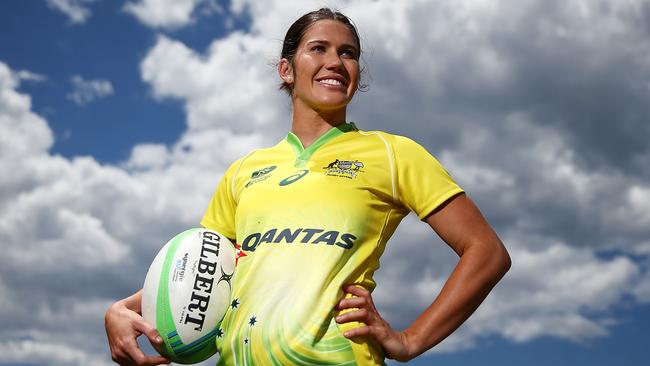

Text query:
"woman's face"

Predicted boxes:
[[281, 19, 360, 113]]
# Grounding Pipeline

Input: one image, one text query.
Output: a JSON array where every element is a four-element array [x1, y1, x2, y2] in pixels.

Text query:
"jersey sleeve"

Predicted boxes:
[[200, 159, 241, 240], [393, 135, 464, 220]]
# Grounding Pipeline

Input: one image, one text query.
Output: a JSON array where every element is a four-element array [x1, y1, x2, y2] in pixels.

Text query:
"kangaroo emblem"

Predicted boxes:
[[325, 159, 339, 169], [323, 158, 364, 179]]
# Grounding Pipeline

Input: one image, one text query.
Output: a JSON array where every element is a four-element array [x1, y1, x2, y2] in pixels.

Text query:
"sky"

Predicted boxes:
[[1, 0, 649, 365]]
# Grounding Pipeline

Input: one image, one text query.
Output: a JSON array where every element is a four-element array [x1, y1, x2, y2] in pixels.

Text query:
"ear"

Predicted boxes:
[[278, 58, 293, 84]]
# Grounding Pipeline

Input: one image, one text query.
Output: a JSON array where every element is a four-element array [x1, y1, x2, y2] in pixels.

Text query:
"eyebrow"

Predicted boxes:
[[305, 39, 359, 52]]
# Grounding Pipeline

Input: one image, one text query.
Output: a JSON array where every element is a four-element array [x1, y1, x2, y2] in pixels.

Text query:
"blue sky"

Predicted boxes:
[[1, 1, 232, 163], [1, 1, 649, 365]]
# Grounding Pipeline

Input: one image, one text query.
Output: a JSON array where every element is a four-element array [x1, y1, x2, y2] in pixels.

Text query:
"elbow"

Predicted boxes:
[[502, 249, 512, 274], [495, 242, 511, 278], [463, 237, 512, 283], [474, 238, 511, 281]]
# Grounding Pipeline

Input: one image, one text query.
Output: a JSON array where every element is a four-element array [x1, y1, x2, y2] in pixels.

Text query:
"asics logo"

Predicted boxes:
[[278, 169, 309, 186]]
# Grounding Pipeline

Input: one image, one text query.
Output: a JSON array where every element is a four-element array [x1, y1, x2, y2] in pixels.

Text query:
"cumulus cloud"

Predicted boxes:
[[45, 0, 97, 24], [139, 33, 286, 137], [0, 66, 52, 162], [0, 61, 211, 365], [66, 75, 114, 105], [0, 58, 259, 364], [0, 340, 112, 366], [485, 243, 638, 341], [16, 70, 46, 82], [373, 214, 640, 352], [124, 0, 223, 29]]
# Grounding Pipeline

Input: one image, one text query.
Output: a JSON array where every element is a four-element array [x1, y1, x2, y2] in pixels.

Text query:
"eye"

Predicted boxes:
[[340, 49, 358, 59], [310, 45, 326, 52]]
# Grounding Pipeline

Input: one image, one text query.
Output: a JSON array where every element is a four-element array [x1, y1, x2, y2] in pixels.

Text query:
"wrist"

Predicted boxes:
[[105, 300, 124, 328], [401, 329, 423, 361], [385, 330, 418, 362], [121, 289, 144, 313]]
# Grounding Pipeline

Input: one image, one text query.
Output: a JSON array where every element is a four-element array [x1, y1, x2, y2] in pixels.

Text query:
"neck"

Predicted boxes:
[[290, 99, 347, 148]]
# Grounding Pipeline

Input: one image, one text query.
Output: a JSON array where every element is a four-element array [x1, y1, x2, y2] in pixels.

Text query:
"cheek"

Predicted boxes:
[[293, 63, 316, 84], [346, 61, 360, 77], [347, 64, 361, 87]]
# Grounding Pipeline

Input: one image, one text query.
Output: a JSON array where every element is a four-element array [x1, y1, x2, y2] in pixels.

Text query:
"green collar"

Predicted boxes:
[[286, 122, 358, 167]]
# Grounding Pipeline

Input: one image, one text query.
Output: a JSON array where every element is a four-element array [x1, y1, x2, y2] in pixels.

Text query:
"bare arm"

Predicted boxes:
[[336, 193, 511, 361], [105, 290, 170, 365], [403, 193, 510, 357]]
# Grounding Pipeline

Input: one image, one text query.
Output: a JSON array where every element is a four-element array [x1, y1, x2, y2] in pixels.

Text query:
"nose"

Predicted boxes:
[[324, 49, 344, 70]]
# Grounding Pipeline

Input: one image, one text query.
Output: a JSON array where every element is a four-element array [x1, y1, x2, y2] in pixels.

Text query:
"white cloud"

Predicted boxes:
[[373, 215, 640, 352], [486, 243, 638, 342], [632, 253, 650, 303], [0, 62, 198, 364], [67, 75, 114, 105], [0, 340, 112, 366], [140, 33, 286, 136], [616, 186, 650, 231], [0, 52, 270, 364], [633, 275, 650, 303], [123, 0, 219, 29], [45, 0, 96, 24], [16, 70, 46, 82], [125, 143, 170, 170], [0, 64, 53, 170]]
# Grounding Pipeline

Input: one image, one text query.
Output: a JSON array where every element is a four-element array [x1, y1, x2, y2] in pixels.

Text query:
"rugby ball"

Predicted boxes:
[[142, 228, 235, 364]]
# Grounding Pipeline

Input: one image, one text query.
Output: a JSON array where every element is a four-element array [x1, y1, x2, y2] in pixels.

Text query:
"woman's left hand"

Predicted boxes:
[[335, 284, 414, 362]]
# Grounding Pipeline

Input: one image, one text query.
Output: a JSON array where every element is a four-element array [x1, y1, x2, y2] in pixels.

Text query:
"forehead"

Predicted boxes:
[[300, 19, 358, 48]]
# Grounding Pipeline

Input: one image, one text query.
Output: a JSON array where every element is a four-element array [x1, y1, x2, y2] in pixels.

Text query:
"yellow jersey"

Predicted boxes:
[[201, 122, 463, 365]]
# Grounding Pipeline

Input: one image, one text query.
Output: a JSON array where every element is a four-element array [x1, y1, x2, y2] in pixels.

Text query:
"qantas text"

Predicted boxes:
[[241, 228, 357, 252]]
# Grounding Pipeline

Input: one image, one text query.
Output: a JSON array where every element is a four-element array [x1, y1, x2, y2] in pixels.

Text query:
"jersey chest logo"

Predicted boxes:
[[245, 165, 276, 188], [323, 159, 365, 179], [278, 169, 309, 186]]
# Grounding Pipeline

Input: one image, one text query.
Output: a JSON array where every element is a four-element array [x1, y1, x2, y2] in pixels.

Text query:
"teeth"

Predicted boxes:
[[319, 79, 343, 86]]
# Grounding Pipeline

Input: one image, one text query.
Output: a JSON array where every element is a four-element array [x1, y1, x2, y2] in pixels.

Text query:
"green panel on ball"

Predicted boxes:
[[156, 228, 198, 362]]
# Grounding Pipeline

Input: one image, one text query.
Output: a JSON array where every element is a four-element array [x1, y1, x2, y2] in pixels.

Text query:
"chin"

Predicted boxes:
[[315, 100, 350, 112], [296, 90, 354, 113], [318, 94, 354, 108]]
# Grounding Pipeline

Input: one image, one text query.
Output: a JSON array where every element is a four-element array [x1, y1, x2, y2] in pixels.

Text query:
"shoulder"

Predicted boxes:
[[353, 128, 426, 155], [353, 128, 447, 175]]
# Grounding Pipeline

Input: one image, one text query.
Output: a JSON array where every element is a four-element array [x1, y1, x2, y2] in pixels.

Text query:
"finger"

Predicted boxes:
[[342, 284, 370, 298], [345, 325, 394, 344], [121, 337, 148, 364], [121, 337, 171, 366], [127, 345, 171, 366], [342, 325, 372, 339], [336, 296, 367, 310], [133, 318, 164, 347], [336, 308, 372, 324], [131, 322, 170, 365], [130, 338, 170, 365], [112, 350, 135, 366], [138, 355, 172, 366]]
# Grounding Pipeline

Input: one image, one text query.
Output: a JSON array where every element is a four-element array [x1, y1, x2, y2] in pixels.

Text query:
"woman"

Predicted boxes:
[[106, 8, 511, 365]]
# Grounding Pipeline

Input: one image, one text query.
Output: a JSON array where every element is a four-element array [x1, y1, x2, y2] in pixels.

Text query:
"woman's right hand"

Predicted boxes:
[[105, 291, 170, 366]]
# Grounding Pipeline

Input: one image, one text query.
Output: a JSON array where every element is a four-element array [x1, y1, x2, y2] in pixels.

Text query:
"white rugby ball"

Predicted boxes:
[[142, 228, 235, 364]]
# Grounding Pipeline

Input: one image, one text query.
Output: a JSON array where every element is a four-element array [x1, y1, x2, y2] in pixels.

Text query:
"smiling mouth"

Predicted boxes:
[[315, 78, 349, 90], [318, 78, 345, 86]]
